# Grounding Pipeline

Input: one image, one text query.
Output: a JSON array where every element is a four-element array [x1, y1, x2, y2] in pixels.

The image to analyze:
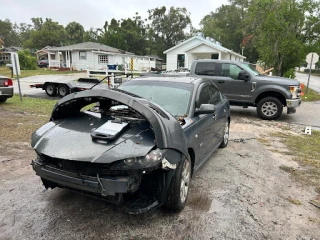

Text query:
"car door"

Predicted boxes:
[[192, 84, 217, 166], [208, 85, 227, 147], [215, 63, 252, 102]]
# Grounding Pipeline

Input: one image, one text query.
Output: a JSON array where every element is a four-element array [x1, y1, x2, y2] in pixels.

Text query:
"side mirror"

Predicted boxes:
[[194, 104, 215, 116], [238, 70, 250, 81]]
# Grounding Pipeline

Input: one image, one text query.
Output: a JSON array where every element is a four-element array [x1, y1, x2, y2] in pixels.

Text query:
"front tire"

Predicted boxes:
[[165, 156, 191, 211], [0, 97, 7, 102], [219, 120, 229, 148], [257, 97, 283, 120]]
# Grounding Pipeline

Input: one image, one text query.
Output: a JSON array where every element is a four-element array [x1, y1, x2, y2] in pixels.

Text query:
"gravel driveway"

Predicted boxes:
[[0, 109, 319, 240]]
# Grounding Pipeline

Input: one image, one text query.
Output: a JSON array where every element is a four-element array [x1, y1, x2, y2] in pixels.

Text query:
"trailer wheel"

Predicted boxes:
[[58, 84, 69, 97], [45, 84, 57, 97]]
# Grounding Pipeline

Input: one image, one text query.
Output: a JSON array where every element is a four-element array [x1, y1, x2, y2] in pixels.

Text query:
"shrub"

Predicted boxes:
[[17, 49, 37, 70], [283, 68, 296, 79]]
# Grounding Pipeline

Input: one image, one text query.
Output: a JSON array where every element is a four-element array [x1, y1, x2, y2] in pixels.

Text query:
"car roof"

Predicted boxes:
[[129, 76, 202, 85]]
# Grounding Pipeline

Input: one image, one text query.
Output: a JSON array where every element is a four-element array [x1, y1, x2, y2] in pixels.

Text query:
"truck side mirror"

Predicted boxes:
[[238, 70, 250, 81]]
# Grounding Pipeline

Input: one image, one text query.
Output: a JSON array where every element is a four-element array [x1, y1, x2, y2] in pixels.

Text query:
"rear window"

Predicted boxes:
[[195, 62, 216, 76]]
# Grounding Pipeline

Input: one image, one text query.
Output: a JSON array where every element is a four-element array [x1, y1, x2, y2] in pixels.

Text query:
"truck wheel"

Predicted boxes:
[[45, 84, 57, 97], [164, 156, 191, 211], [257, 97, 283, 120], [219, 120, 229, 148], [0, 97, 7, 102], [58, 84, 69, 97]]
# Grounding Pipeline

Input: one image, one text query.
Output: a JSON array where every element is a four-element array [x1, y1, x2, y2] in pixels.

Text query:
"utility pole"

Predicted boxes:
[[306, 53, 314, 94]]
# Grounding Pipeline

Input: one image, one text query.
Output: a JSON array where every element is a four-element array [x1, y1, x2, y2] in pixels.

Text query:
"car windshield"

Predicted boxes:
[[119, 81, 193, 117], [241, 63, 261, 76]]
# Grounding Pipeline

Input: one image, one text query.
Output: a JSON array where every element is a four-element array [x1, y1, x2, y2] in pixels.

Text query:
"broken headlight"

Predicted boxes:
[[111, 149, 167, 170]]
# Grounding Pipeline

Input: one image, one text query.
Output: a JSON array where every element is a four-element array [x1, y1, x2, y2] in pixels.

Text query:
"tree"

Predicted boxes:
[[247, 0, 320, 76], [200, 0, 259, 63], [147, 6, 192, 58], [24, 18, 66, 49], [99, 13, 148, 55], [65, 21, 85, 44], [0, 19, 19, 46]]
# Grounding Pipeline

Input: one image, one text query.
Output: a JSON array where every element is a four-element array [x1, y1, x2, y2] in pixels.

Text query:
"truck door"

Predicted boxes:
[[215, 63, 252, 102]]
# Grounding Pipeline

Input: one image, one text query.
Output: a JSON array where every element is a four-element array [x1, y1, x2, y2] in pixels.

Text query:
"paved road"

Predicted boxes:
[[12, 73, 87, 99], [295, 72, 320, 93], [230, 101, 320, 130]]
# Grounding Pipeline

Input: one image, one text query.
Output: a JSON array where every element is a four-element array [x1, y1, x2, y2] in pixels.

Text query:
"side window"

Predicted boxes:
[[197, 85, 211, 108], [209, 86, 221, 105], [195, 62, 216, 76], [221, 64, 242, 79]]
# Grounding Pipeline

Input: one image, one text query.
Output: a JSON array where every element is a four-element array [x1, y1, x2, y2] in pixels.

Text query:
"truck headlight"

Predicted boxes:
[[290, 85, 299, 99], [111, 149, 166, 170]]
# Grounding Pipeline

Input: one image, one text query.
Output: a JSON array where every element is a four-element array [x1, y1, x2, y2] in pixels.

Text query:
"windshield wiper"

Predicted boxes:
[[112, 89, 142, 98]]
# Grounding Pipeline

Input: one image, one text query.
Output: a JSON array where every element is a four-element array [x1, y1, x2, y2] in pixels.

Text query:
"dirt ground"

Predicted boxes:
[[0, 109, 319, 240]]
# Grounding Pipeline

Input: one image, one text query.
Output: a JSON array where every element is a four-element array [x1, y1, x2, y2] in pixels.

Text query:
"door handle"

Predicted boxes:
[[218, 80, 225, 83]]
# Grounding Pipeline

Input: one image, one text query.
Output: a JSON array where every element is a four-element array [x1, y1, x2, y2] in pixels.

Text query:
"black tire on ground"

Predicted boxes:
[[219, 120, 229, 148], [58, 84, 69, 98], [0, 97, 7, 103], [164, 155, 191, 211], [257, 96, 283, 120], [45, 84, 57, 97]]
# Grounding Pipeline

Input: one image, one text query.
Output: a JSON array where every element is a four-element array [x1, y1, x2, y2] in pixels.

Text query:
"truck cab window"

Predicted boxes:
[[195, 62, 216, 76], [221, 64, 242, 79]]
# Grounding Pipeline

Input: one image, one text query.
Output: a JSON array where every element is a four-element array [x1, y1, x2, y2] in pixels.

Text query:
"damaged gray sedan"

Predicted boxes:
[[31, 76, 230, 213]]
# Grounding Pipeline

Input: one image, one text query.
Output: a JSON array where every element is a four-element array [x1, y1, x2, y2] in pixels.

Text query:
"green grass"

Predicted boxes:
[[0, 94, 57, 116], [0, 66, 77, 79], [301, 87, 320, 101], [276, 130, 320, 190]]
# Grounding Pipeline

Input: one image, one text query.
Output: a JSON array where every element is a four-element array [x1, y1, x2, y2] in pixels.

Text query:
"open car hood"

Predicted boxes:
[[31, 89, 189, 163]]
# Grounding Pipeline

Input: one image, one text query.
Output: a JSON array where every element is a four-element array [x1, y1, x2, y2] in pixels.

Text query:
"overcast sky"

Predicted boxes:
[[2, 0, 230, 30]]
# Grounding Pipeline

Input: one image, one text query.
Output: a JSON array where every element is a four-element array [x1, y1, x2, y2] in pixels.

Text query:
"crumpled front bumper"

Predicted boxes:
[[32, 161, 130, 197], [286, 98, 301, 114]]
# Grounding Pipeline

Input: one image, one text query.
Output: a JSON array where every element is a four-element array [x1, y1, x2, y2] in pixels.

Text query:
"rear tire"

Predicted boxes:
[[58, 84, 69, 98], [257, 97, 283, 120], [164, 156, 191, 211], [0, 97, 7, 102], [45, 84, 57, 97]]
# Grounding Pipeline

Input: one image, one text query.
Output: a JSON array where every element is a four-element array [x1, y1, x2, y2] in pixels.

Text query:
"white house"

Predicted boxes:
[[164, 35, 246, 71], [35, 42, 163, 71]]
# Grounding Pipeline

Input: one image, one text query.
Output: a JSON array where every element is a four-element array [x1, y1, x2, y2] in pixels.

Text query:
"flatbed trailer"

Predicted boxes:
[[29, 77, 124, 98]]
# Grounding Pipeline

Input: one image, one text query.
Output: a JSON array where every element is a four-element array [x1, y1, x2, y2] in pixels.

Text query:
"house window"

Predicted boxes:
[[79, 51, 87, 60], [150, 58, 155, 61], [98, 55, 108, 64], [211, 54, 219, 59], [51, 54, 55, 60], [177, 54, 185, 68]]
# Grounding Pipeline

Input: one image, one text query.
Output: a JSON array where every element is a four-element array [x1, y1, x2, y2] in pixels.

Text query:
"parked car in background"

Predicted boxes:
[[0, 75, 13, 102], [31, 76, 230, 213], [189, 60, 301, 120], [37, 59, 49, 68]]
